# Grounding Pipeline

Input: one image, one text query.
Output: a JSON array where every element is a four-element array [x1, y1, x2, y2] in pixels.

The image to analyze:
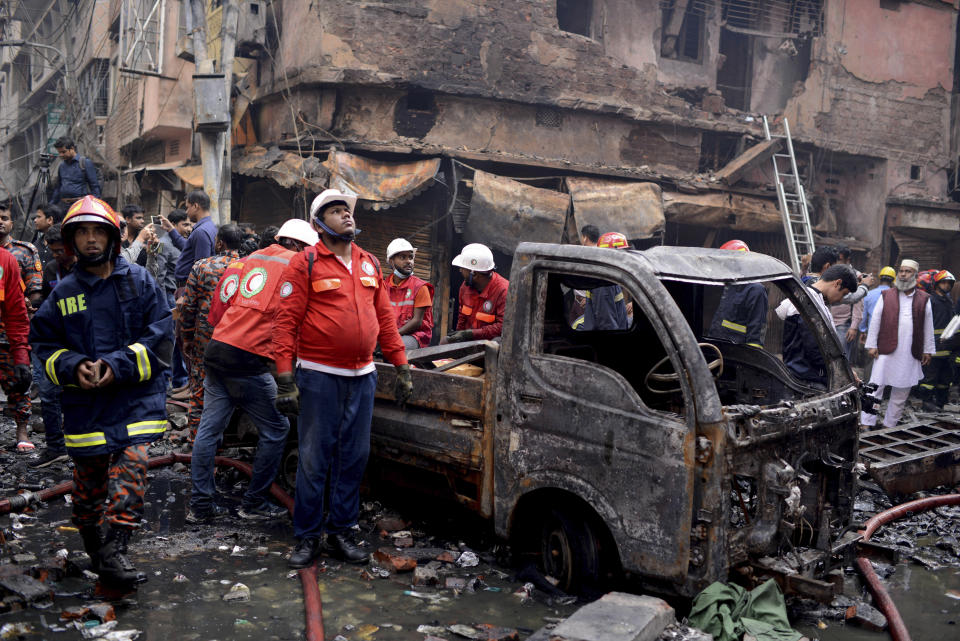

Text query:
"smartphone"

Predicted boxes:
[[151, 215, 162, 226]]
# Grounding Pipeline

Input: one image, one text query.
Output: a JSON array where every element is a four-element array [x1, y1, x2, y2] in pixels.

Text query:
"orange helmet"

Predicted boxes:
[[597, 232, 629, 249], [934, 269, 956, 283], [720, 239, 750, 252], [61, 195, 122, 260], [917, 269, 937, 292]]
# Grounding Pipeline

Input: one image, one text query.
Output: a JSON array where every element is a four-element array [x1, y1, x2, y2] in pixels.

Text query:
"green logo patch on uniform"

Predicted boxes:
[[240, 268, 268, 299], [220, 274, 240, 303]]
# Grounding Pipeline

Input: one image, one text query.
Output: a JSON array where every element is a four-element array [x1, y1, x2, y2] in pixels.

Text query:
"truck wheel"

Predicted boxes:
[[280, 443, 299, 493], [539, 506, 602, 594]]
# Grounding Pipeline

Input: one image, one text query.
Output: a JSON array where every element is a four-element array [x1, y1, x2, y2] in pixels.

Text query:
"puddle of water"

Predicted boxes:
[[2, 468, 578, 640]]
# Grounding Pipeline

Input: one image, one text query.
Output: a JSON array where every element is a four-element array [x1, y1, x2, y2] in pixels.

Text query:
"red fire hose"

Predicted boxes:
[[856, 493, 960, 641], [0, 452, 322, 641]]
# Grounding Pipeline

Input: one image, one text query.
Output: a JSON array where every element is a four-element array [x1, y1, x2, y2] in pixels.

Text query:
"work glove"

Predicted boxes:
[[274, 372, 300, 415], [11, 364, 32, 394], [394, 364, 413, 407], [446, 330, 474, 343]]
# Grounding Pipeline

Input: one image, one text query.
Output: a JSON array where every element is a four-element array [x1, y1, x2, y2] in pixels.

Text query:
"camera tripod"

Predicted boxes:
[[14, 153, 54, 240]]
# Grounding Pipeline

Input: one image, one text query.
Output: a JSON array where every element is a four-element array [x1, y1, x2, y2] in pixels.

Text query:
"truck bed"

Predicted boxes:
[[371, 341, 498, 516]]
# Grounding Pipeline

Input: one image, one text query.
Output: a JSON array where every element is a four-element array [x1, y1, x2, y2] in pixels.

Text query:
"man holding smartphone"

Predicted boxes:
[[30, 196, 172, 588]]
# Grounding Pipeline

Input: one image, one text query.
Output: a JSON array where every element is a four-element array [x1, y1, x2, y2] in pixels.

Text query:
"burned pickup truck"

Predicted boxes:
[[370, 243, 860, 597]]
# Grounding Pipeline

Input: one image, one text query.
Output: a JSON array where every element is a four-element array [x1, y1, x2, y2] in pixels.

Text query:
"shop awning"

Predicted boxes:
[[661, 191, 783, 232], [566, 178, 665, 239], [233, 146, 328, 191], [322, 151, 441, 210], [173, 164, 204, 188], [465, 170, 570, 255]]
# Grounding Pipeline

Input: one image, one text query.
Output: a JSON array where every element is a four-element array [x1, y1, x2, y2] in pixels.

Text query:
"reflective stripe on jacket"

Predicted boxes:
[[456, 272, 509, 340]]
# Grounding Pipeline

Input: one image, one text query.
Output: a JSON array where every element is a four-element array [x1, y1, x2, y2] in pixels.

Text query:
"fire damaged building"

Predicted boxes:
[[1, 0, 957, 333], [232, 0, 960, 331]]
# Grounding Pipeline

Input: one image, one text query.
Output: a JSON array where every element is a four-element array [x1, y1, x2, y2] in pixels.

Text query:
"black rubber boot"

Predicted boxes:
[[78, 526, 103, 571], [97, 528, 147, 586]]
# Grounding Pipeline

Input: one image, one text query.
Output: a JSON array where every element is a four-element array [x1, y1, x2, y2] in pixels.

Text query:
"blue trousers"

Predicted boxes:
[[32, 354, 64, 453], [190, 368, 291, 511], [294, 369, 377, 540]]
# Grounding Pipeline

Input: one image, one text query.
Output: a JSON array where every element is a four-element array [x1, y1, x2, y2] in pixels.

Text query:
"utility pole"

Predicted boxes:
[[218, 0, 238, 223], [189, 0, 222, 224]]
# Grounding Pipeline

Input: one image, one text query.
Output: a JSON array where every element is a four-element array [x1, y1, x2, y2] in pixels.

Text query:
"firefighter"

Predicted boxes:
[[442, 243, 509, 344], [707, 239, 769, 348], [384, 238, 434, 349], [272, 189, 412, 568], [919, 270, 955, 410], [188, 219, 319, 523], [29, 196, 172, 587], [572, 232, 630, 331], [0, 246, 33, 449], [0, 201, 42, 451]]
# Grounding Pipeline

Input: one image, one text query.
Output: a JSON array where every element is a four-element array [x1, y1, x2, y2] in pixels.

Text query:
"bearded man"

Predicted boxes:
[[861, 259, 935, 429]]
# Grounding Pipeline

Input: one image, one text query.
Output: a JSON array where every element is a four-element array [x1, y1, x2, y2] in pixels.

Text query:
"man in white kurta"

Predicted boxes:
[[861, 260, 935, 428]]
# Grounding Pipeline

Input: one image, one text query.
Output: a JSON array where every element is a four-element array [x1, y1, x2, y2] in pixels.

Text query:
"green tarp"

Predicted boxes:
[[687, 579, 803, 641]]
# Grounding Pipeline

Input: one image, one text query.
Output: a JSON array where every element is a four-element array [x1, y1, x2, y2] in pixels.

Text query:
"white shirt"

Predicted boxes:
[[865, 289, 935, 388]]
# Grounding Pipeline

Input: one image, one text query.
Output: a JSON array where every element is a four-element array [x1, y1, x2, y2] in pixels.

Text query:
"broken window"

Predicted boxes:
[[119, 0, 165, 74], [660, 0, 705, 62], [556, 0, 594, 38], [393, 90, 438, 138], [78, 59, 111, 119]]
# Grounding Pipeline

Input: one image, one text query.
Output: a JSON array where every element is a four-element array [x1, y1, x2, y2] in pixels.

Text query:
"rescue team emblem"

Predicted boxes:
[[240, 267, 268, 298], [279, 281, 294, 298], [0, 266, 4, 279], [482, 300, 493, 312], [34, 261, 42, 272], [220, 274, 240, 303], [406, 288, 413, 298], [361, 261, 375, 276]]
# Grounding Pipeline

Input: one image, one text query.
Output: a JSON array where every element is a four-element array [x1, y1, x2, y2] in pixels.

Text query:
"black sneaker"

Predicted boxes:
[[237, 502, 288, 522], [288, 537, 323, 569], [185, 504, 228, 524], [29, 450, 69, 468]]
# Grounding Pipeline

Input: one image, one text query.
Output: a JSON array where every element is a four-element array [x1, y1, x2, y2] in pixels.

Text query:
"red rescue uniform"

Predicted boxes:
[[210, 244, 295, 357], [272, 241, 407, 375], [385, 273, 434, 348], [0, 247, 29, 365], [207, 257, 247, 328], [455, 272, 509, 341]]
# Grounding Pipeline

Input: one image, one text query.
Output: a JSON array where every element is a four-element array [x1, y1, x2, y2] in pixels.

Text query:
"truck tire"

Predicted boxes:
[[539, 506, 602, 594], [280, 442, 299, 493]]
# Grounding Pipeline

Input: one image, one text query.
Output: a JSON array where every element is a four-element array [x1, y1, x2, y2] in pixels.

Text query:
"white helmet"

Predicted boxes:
[[309, 189, 357, 219], [452, 243, 495, 272], [386, 238, 416, 261], [276, 219, 319, 247]]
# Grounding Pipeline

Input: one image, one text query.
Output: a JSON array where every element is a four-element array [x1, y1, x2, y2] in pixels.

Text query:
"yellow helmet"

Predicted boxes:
[[878, 266, 896, 280]]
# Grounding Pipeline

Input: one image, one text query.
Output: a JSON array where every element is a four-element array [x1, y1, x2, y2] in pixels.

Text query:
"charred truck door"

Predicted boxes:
[[494, 247, 722, 593]]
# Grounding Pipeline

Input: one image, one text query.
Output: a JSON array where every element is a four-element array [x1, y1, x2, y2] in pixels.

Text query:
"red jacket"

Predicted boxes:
[[211, 245, 295, 358], [272, 241, 407, 375], [0, 248, 29, 365], [456, 272, 509, 340], [207, 257, 248, 327], [385, 273, 434, 348]]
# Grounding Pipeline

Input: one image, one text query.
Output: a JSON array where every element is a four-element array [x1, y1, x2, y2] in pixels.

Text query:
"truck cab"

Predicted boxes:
[[371, 243, 860, 597]]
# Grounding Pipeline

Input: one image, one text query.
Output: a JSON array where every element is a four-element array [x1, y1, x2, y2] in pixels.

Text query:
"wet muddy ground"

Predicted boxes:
[[0, 430, 580, 641], [3, 412, 960, 640]]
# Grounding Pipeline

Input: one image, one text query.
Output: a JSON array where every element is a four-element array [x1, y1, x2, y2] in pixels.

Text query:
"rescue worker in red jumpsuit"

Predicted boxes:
[[272, 189, 413, 568], [441, 243, 509, 344], [187, 219, 319, 523], [30, 196, 172, 588], [383, 238, 434, 349], [0, 246, 32, 441]]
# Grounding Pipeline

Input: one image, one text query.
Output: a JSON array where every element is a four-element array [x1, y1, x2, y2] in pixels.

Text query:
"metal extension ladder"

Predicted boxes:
[[763, 116, 814, 274]]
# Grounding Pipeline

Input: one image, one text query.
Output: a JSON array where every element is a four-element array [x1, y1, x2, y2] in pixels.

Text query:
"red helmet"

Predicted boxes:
[[934, 269, 956, 283], [720, 239, 750, 252], [917, 269, 938, 292], [597, 232, 629, 249], [61, 195, 122, 258]]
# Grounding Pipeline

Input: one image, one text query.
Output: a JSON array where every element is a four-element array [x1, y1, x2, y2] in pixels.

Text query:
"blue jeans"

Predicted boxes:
[[190, 369, 290, 511], [171, 343, 189, 388], [31, 354, 64, 453], [294, 369, 377, 540]]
